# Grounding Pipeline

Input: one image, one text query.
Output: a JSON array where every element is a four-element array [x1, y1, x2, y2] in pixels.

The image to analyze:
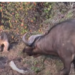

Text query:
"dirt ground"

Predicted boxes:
[[0, 40, 74, 75]]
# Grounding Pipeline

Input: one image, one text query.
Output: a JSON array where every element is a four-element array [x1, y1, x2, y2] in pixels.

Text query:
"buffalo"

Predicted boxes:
[[22, 19, 75, 75]]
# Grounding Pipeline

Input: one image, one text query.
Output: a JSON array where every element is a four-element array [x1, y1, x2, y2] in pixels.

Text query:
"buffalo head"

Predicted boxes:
[[22, 33, 43, 56]]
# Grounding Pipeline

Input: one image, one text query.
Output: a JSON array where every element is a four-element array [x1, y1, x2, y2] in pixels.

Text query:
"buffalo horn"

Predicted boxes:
[[22, 33, 42, 46]]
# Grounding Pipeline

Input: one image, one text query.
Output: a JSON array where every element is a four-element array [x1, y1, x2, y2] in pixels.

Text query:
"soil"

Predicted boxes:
[[0, 38, 74, 75]]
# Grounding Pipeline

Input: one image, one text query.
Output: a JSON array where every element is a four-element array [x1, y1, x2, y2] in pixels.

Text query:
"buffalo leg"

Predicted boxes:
[[59, 57, 71, 75], [73, 59, 75, 70], [58, 51, 72, 75]]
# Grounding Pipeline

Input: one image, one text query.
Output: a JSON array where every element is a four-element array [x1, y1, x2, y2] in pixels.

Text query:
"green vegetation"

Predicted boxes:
[[0, 2, 56, 35], [0, 2, 74, 35]]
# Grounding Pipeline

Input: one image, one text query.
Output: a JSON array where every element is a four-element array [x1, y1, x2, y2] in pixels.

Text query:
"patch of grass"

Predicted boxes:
[[54, 59, 63, 71], [22, 56, 45, 73]]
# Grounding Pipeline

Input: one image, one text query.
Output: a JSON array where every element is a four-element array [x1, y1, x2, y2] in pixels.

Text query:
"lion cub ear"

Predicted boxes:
[[0, 32, 8, 41]]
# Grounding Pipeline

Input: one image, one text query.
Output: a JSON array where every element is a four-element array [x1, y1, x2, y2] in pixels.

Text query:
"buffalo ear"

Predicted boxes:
[[22, 47, 32, 53]]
